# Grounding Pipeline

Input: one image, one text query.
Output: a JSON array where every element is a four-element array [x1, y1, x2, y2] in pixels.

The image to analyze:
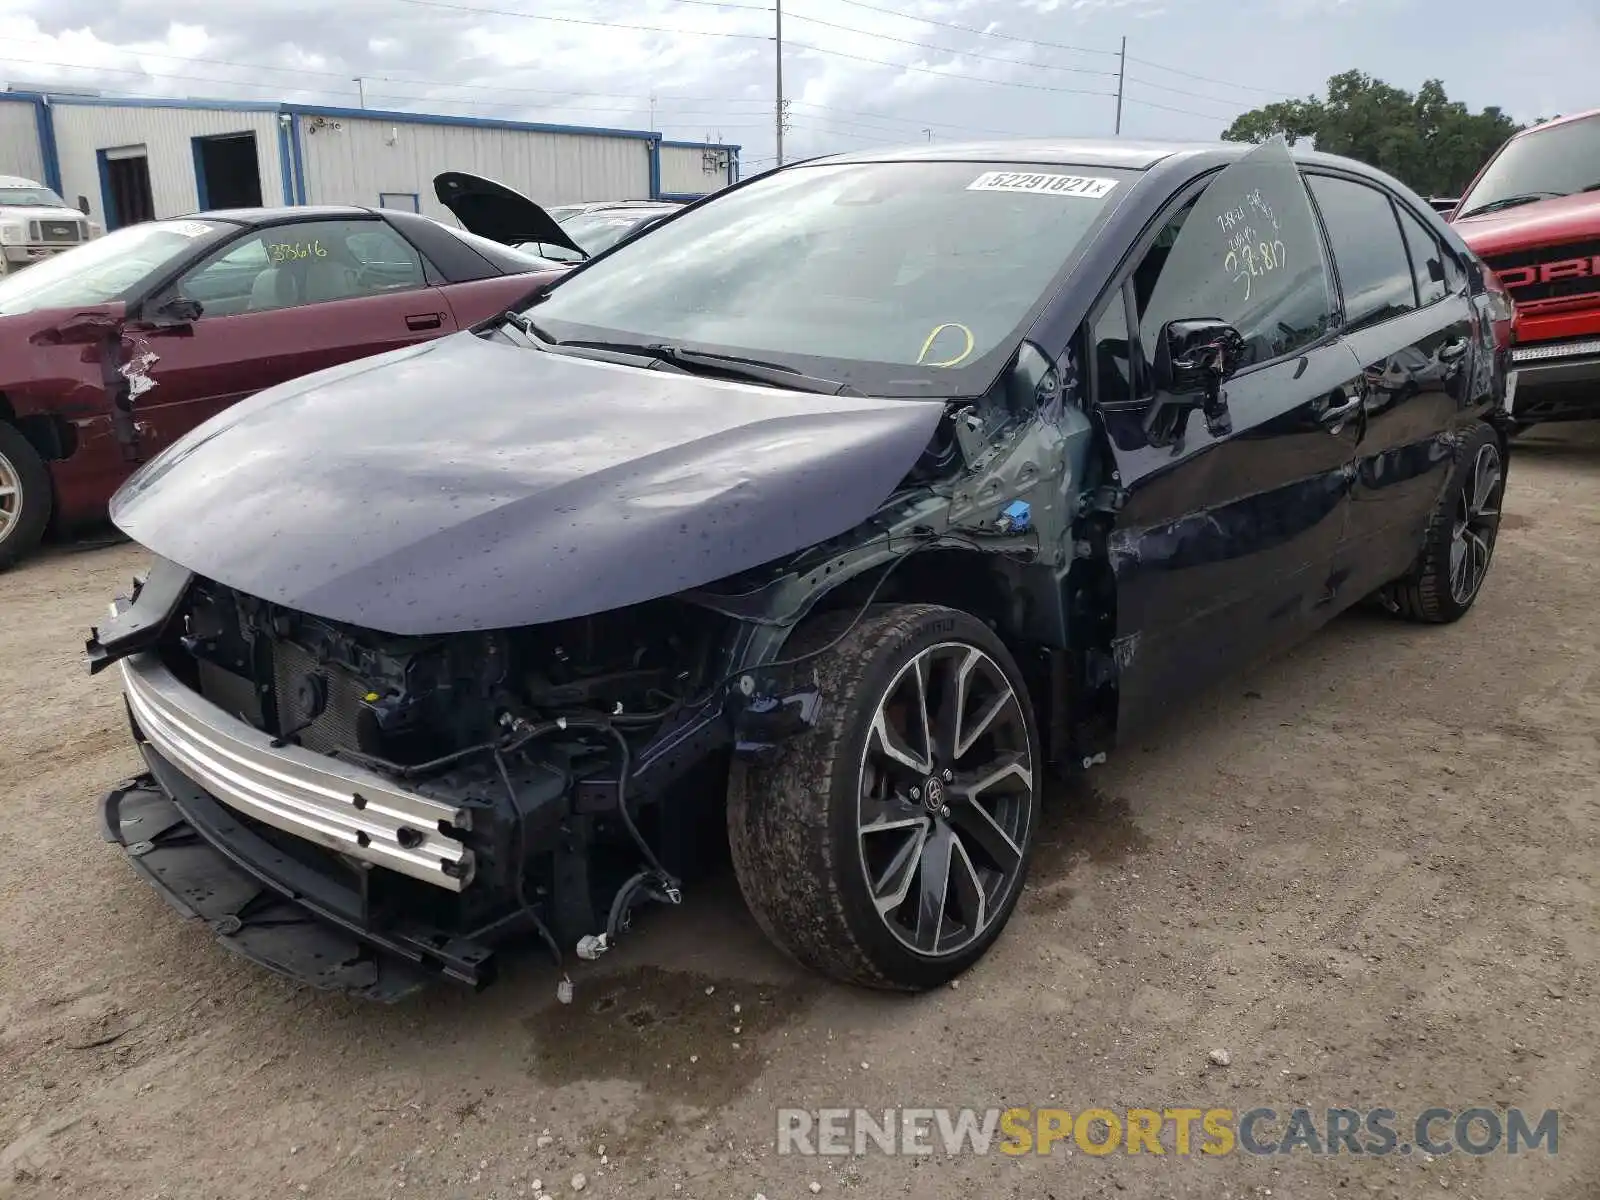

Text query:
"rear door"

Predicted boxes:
[[125, 216, 458, 453], [1088, 140, 1366, 736], [1304, 172, 1479, 598]]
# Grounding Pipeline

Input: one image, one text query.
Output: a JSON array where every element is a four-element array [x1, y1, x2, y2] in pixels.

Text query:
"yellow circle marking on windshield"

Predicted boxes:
[[916, 323, 975, 368]]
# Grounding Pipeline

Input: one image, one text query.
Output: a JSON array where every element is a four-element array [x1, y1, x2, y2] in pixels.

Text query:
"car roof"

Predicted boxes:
[[0, 174, 47, 188], [189, 204, 375, 224], [805, 136, 1392, 177], [1508, 108, 1600, 137]]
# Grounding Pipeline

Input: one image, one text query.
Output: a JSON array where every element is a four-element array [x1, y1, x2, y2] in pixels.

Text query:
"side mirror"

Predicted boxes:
[[76, 195, 91, 215], [1153, 318, 1245, 396], [147, 296, 204, 328], [1148, 318, 1244, 441]]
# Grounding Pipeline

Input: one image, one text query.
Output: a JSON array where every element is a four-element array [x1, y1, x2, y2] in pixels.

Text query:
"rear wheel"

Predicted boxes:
[[0, 423, 51, 571], [1386, 421, 1504, 623], [727, 603, 1039, 990]]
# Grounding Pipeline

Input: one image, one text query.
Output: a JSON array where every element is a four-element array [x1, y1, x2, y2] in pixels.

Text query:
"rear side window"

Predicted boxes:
[[1394, 204, 1450, 306], [1307, 175, 1415, 331]]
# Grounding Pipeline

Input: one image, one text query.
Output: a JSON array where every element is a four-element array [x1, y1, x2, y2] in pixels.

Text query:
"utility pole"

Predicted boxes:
[[1113, 36, 1125, 135], [354, 76, 367, 109], [923, 128, 933, 142], [650, 93, 657, 131], [774, 0, 785, 165]]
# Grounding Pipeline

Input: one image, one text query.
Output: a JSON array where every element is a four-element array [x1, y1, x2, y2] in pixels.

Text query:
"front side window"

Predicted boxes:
[[527, 159, 1136, 396], [0, 219, 229, 316], [1307, 175, 1416, 332], [1456, 114, 1600, 218], [1136, 138, 1334, 373], [175, 219, 427, 316]]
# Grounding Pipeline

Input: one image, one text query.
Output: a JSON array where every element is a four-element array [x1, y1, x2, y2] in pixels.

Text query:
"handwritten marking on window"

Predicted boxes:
[[266, 240, 329, 264]]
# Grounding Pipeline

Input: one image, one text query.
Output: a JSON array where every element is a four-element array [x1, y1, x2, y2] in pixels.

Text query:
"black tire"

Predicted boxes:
[[0, 422, 51, 571], [727, 603, 1040, 990], [1386, 421, 1504, 624]]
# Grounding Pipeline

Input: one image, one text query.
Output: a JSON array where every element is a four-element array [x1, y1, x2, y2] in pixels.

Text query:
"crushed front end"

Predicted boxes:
[[89, 558, 739, 1001]]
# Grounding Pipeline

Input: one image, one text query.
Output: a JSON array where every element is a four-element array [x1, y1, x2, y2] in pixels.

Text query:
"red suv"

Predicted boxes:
[[1451, 109, 1600, 431]]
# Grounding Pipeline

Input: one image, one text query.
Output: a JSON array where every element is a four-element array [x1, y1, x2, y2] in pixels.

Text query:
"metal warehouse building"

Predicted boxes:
[[0, 91, 739, 230]]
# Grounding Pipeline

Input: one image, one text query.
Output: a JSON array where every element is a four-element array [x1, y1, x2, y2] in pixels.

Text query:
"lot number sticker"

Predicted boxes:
[[967, 171, 1117, 199], [163, 220, 217, 238]]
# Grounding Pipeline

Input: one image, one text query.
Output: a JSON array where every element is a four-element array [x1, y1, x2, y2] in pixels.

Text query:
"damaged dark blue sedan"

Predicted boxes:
[[86, 137, 1512, 1000]]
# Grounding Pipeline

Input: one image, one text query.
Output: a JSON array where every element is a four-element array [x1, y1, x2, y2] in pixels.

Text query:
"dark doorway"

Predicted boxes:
[[100, 151, 156, 229], [194, 133, 264, 211]]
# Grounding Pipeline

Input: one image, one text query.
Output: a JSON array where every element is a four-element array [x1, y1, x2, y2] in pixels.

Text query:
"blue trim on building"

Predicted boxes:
[[659, 139, 743, 152], [44, 94, 285, 113], [32, 97, 63, 195], [647, 135, 662, 201], [190, 136, 211, 210], [274, 117, 296, 204], [283, 102, 658, 143], [95, 149, 118, 230], [657, 192, 714, 203], [378, 192, 421, 211], [288, 115, 308, 204], [730, 147, 741, 184]]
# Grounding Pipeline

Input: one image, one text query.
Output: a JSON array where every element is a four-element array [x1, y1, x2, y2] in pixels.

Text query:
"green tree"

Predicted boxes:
[[1222, 71, 1522, 196]]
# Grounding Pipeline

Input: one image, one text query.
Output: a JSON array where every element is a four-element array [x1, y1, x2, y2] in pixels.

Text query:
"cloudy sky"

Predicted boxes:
[[1, 0, 1596, 170]]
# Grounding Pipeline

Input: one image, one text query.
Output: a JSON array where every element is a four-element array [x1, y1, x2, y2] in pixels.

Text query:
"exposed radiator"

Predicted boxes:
[[271, 639, 372, 757]]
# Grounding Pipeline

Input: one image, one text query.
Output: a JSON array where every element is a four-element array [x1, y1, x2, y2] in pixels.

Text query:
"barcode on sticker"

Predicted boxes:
[[967, 171, 1117, 199]]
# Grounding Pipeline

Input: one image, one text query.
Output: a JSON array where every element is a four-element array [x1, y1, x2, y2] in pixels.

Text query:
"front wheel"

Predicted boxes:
[[0, 422, 52, 571], [1386, 421, 1505, 623], [727, 603, 1039, 990]]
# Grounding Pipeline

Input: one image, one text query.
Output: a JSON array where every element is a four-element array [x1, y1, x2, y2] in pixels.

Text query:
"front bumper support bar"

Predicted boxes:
[[102, 747, 500, 999]]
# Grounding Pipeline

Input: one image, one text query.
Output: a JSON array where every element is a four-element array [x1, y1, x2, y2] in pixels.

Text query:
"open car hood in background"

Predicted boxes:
[[433, 172, 586, 257], [108, 333, 948, 635]]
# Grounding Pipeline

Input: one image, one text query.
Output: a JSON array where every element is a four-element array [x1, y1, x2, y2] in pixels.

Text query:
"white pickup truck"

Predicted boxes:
[[0, 175, 101, 274]]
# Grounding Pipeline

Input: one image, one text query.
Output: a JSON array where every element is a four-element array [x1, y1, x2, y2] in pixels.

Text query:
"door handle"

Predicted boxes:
[[1319, 394, 1363, 431], [405, 313, 443, 331]]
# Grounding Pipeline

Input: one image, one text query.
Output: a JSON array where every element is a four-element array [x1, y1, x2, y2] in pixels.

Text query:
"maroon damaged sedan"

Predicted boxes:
[[0, 185, 575, 568]]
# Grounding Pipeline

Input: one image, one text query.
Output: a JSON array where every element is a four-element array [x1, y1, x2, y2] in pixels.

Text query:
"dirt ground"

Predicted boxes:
[[1, 426, 1597, 1200]]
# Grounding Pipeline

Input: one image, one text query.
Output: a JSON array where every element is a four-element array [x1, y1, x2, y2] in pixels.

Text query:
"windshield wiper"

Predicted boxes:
[[1456, 191, 1565, 219], [548, 338, 861, 395]]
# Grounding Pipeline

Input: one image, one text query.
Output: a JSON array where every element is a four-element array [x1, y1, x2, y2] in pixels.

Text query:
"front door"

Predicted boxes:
[[1088, 140, 1367, 737], [125, 216, 457, 455]]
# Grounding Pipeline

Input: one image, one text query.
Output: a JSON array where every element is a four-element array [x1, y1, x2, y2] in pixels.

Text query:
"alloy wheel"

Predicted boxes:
[[1449, 441, 1503, 606], [0, 449, 21, 542], [856, 641, 1034, 958]]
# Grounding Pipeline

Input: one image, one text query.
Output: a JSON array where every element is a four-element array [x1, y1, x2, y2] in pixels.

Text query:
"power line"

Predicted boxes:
[[784, 11, 1118, 78], [1122, 95, 1237, 123], [389, 0, 771, 41], [0, 56, 358, 99], [1125, 54, 1298, 99], [1124, 74, 1260, 109], [823, 0, 1119, 59], [785, 39, 1115, 97]]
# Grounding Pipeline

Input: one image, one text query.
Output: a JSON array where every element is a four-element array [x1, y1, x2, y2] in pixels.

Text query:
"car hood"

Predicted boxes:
[[0, 205, 83, 223], [433, 172, 586, 258], [109, 333, 947, 635], [1453, 191, 1600, 257]]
